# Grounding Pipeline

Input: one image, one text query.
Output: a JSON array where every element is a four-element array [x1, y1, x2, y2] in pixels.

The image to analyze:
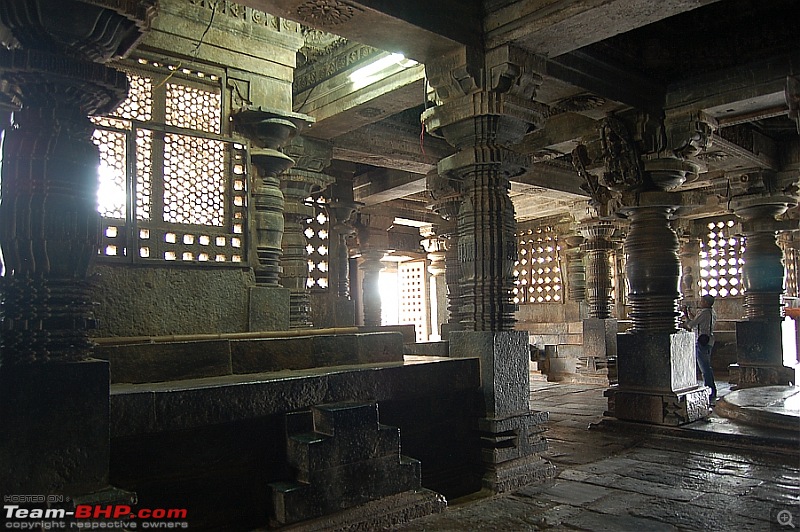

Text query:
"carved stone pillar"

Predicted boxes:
[[280, 137, 335, 329], [0, 0, 156, 497], [581, 115, 712, 425], [578, 220, 617, 384], [424, 46, 555, 493], [427, 170, 463, 335], [729, 186, 798, 387], [232, 108, 311, 331], [328, 195, 359, 326], [359, 249, 385, 328], [422, 232, 448, 341], [678, 228, 702, 306], [563, 234, 586, 304]]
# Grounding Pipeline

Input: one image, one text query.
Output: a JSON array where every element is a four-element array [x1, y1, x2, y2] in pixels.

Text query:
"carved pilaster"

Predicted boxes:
[[281, 136, 335, 328]]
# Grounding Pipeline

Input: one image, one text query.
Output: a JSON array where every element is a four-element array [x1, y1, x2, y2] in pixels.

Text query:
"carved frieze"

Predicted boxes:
[[187, 0, 298, 32], [294, 42, 379, 94]]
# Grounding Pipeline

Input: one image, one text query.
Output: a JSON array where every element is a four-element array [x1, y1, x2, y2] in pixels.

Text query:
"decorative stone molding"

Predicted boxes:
[[295, 0, 362, 26], [294, 42, 380, 95], [187, 0, 299, 32]]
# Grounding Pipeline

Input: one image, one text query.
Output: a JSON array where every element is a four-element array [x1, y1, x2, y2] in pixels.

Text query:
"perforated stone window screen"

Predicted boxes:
[[305, 194, 330, 290], [398, 260, 428, 343], [514, 226, 563, 304], [699, 219, 744, 298], [91, 64, 247, 265]]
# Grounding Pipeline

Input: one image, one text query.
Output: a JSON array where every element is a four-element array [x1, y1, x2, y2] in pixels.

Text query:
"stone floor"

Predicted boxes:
[[396, 380, 800, 531]]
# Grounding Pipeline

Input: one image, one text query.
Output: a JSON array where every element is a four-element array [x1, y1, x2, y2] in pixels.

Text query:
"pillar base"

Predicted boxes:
[[578, 318, 617, 385], [449, 331, 554, 491], [728, 363, 796, 388], [609, 330, 710, 425], [248, 286, 290, 331], [0, 360, 112, 494], [605, 386, 710, 426]]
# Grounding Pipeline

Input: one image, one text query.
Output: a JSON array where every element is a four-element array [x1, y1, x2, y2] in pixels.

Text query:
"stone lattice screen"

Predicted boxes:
[[398, 260, 428, 342], [699, 219, 744, 298], [304, 194, 330, 290], [91, 60, 247, 265], [514, 225, 563, 304]]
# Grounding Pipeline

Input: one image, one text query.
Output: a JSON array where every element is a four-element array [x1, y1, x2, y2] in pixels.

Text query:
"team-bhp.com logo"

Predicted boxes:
[[4, 503, 189, 529]]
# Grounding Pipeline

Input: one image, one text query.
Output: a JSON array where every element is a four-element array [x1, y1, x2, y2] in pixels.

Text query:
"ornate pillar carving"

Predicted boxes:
[[424, 46, 555, 493], [729, 173, 798, 387], [580, 221, 616, 320], [422, 230, 448, 341], [576, 112, 714, 425], [423, 46, 546, 332], [231, 107, 311, 286], [0, 0, 156, 496], [353, 214, 392, 328], [427, 170, 464, 333], [281, 136, 335, 328], [563, 233, 586, 304]]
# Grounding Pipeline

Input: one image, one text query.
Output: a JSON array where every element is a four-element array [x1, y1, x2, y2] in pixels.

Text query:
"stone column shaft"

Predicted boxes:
[[580, 222, 615, 319], [359, 250, 384, 327]]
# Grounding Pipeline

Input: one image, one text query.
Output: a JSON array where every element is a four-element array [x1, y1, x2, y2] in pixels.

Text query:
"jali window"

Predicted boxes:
[[304, 194, 330, 289], [514, 225, 563, 303], [699, 219, 744, 298], [91, 59, 247, 265]]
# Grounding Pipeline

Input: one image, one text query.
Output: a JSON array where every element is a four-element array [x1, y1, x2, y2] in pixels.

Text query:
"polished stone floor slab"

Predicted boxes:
[[397, 380, 800, 531]]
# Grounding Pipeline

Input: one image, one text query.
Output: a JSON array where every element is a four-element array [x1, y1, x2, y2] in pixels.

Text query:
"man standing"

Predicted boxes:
[[684, 294, 717, 400]]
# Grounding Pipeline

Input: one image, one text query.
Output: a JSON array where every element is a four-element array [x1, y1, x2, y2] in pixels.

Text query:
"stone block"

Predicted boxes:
[[404, 341, 450, 357], [231, 336, 315, 373], [617, 330, 696, 392], [249, 286, 290, 331], [270, 401, 421, 526], [606, 386, 710, 425], [0, 360, 110, 495], [95, 341, 232, 384], [449, 330, 530, 417], [583, 318, 618, 358], [736, 320, 783, 366], [354, 332, 405, 363]]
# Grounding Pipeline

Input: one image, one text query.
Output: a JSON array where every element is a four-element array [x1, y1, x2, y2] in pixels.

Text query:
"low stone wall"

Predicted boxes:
[[95, 331, 405, 384], [110, 358, 482, 529]]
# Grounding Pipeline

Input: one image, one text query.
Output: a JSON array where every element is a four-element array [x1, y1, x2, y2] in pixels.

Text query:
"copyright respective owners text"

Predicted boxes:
[[773, 506, 800, 531], [4, 495, 189, 530]]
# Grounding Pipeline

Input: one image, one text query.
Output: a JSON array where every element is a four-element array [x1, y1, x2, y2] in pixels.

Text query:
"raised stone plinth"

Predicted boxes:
[[731, 320, 795, 387], [715, 386, 800, 430], [607, 330, 710, 425]]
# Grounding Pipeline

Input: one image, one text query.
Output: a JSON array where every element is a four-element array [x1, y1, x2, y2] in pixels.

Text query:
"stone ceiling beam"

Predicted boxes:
[[354, 168, 426, 206], [297, 63, 425, 139], [331, 120, 453, 175], [484, 0, 724, 58], [239, 0, 471, 63]]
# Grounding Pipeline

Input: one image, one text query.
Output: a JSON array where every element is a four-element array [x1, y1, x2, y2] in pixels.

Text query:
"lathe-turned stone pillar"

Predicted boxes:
[[232, 107, 312, 331], [427, 170, 464, 337], [729, 186, 798, 387], [422, 231, 448, 341], [0, 0, 156, 497], [281, 137, 335, 328], [563, 234, 586, 305], [424, 46, 555, 493], [578, 220, 617, 384], [582, 115, 711, 425], [352, 214, 392, 328], [327, 190, 360, 327]]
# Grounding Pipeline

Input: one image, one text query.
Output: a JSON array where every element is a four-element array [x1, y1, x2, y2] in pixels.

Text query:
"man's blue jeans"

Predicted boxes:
[[696, 343, 717, 398]]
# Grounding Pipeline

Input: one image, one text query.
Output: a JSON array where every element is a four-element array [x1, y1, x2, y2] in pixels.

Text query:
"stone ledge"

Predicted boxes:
[[110, 357, 481, 438]]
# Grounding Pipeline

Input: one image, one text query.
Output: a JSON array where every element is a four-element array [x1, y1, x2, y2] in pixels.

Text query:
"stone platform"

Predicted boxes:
[[715, 385, 800, 431]]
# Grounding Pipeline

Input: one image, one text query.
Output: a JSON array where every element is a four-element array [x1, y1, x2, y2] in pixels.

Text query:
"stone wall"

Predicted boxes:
[[91, 264, 254, 337]]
